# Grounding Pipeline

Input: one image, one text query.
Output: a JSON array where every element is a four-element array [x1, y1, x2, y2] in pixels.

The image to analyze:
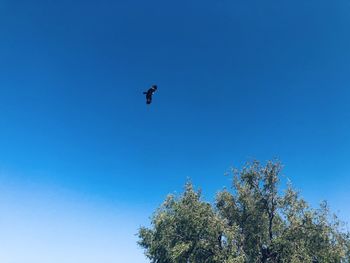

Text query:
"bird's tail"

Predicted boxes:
[[143, 92, 147, 94]]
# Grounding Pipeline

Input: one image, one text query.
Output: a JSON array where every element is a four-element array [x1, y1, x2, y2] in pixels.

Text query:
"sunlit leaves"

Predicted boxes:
[[138, 161, 350, 263]]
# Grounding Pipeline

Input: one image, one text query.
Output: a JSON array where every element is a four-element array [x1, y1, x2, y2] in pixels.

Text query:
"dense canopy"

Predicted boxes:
[[138, 161, 350, 262]]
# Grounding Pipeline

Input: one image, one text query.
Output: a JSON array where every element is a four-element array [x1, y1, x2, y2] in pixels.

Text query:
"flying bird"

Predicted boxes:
[[143, 85, 157, 104]]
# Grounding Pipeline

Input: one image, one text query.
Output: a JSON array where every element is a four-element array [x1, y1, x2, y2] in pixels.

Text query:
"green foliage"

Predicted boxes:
[[138, 161, 350, 263], [138, 182, 245, 263]]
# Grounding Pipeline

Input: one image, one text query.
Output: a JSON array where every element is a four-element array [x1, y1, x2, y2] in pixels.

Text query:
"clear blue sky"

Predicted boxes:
[[1, 0, 350, 262]]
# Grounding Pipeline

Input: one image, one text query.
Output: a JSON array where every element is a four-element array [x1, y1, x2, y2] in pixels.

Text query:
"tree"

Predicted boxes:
[[138, 182, 245, 263], [138, 160, 350, 262]]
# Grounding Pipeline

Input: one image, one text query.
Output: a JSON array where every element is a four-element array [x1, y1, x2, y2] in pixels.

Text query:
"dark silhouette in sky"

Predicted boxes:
[[143, 85, 157, 104]]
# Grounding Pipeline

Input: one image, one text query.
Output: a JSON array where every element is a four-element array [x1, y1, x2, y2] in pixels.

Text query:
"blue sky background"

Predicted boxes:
[[1, 0, 350, 262]]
